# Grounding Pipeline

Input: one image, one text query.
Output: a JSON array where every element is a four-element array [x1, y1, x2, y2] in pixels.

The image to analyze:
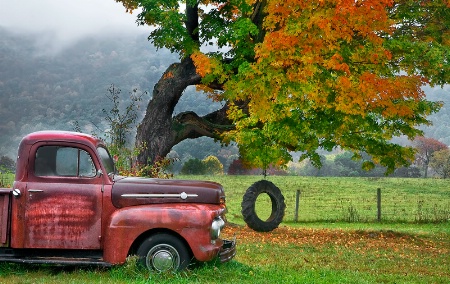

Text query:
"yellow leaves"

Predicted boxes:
[[195, 85, 223, 102], [305, 86, 327, 107], [334, 78, 366, 116], [311, 69, 426, 120]]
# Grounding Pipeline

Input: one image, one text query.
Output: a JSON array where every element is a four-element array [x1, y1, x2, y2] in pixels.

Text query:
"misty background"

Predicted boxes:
[[0, 0, 237, 170], [0, 0, 449, 171]]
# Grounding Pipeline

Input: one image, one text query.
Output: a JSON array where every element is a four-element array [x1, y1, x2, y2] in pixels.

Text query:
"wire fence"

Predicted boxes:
[[183, 175, 450, 224], [286, 187, 450, 223]]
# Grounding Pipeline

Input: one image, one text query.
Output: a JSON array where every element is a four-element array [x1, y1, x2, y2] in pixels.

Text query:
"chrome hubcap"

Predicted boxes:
[[147, 244, 180, 272]]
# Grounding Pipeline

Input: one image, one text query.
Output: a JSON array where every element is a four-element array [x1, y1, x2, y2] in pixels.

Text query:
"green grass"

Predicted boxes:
[[0, 175, 449, 283], [1, 223, 448, 284]]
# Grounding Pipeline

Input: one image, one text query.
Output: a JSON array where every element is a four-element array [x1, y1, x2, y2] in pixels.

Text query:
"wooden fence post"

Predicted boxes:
[[377, 188, 381, 222], [295, 190, 301, 222]]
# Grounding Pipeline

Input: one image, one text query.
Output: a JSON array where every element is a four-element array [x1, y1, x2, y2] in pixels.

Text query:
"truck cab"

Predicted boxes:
[[0, 131, 235, 271]]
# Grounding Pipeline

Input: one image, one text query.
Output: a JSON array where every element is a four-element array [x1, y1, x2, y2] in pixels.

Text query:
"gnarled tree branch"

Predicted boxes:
[[172, 106, 234, 144]]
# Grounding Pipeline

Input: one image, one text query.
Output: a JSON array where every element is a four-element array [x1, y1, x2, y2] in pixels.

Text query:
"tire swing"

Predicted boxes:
[[241, 180, 286, 232]]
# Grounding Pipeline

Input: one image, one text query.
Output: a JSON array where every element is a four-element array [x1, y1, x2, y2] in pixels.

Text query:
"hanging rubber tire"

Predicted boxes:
[[136, 233, 191, 272], [241, 180, 286, 232]]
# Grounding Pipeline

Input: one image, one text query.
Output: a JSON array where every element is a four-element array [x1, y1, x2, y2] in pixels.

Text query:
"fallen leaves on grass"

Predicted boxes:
[[222, 224, 450, 277], [222, 224, 448, 256]]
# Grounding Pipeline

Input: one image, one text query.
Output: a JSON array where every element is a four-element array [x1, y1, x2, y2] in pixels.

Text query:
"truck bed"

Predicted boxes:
[[0, 188, 11, 195], [0, 189, 11, 246]]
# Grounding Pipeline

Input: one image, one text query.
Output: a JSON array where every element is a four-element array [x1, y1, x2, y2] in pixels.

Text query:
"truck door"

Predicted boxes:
[[20, 144, 103, 249]]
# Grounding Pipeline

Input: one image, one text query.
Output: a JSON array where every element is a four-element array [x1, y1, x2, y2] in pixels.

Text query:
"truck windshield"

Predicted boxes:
[[97, 146, 115, 176]]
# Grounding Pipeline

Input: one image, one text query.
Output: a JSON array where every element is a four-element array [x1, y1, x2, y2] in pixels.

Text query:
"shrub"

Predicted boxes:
[[180, 158, 206, 175], [202, 156, 223, 175]]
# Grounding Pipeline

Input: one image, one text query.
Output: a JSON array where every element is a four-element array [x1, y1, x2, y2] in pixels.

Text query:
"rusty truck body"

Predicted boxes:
[[0, 131, 235, 271]]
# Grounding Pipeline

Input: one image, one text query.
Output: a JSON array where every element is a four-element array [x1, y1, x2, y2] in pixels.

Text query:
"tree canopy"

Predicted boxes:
[[116, 0, 450, 173]]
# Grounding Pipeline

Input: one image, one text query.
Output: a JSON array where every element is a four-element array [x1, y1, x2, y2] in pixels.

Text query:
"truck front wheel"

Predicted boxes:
[[137, 233, 190, 272]]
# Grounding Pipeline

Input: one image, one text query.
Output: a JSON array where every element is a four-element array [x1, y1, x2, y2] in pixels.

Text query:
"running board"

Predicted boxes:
[[0, 256, 112, 267]]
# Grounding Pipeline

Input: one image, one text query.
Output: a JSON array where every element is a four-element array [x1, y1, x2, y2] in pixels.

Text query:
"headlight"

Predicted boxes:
[[210, 216, 225, 240]]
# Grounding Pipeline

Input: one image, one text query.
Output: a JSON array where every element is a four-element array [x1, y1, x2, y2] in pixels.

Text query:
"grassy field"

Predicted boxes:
[[190, 175, 450, 224], [0, 175, 449, 283]]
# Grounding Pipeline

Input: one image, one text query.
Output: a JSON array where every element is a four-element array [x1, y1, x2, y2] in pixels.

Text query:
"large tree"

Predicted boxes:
[[115, 0, 449, 173], [414, 136, 448, 177]]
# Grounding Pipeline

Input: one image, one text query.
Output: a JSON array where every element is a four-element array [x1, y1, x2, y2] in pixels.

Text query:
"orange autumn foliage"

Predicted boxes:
[[221, 0, 446, 172], [191, 51, 214, 78]]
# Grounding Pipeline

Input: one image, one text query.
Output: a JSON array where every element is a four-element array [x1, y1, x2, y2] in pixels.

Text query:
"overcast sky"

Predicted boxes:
[[0, 0, 145, 51]]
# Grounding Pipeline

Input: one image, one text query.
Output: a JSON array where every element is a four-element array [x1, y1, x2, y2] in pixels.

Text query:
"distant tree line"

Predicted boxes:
[[1, 138, 449, 178], [177, 136, 450, 179]]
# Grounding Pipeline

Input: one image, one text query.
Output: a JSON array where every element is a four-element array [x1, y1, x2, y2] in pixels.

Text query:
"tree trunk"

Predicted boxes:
[[135, 57, 233, 165], [135, 1, 266, 165]]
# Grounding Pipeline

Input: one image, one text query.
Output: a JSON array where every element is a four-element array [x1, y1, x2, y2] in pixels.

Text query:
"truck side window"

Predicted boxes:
[[97, 146, 115, 175], [79, 150, 96, 177], [35, 146, 57, 176], [35, 146, 96, 178]]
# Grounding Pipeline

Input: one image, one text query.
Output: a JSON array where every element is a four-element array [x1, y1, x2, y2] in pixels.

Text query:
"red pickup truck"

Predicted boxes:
[[0, 131, 235, 272]]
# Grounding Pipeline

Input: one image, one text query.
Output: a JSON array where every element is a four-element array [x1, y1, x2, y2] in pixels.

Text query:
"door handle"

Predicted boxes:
[[28, 189, 44, 193]]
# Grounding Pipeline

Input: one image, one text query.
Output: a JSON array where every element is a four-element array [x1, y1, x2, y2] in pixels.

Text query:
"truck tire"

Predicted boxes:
[[136, 233, 190, 272], [241, 180, 286, 232]]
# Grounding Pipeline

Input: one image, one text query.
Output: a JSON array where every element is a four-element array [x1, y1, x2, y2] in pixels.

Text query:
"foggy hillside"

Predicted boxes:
[[0, 28, 221, 157]]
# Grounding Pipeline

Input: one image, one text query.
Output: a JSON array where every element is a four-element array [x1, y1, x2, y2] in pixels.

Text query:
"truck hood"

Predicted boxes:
[[111, 176, 226, 208]]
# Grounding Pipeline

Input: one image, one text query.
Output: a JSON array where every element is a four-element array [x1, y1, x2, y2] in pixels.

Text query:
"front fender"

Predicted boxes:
[[103, 203, 225, 264]]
